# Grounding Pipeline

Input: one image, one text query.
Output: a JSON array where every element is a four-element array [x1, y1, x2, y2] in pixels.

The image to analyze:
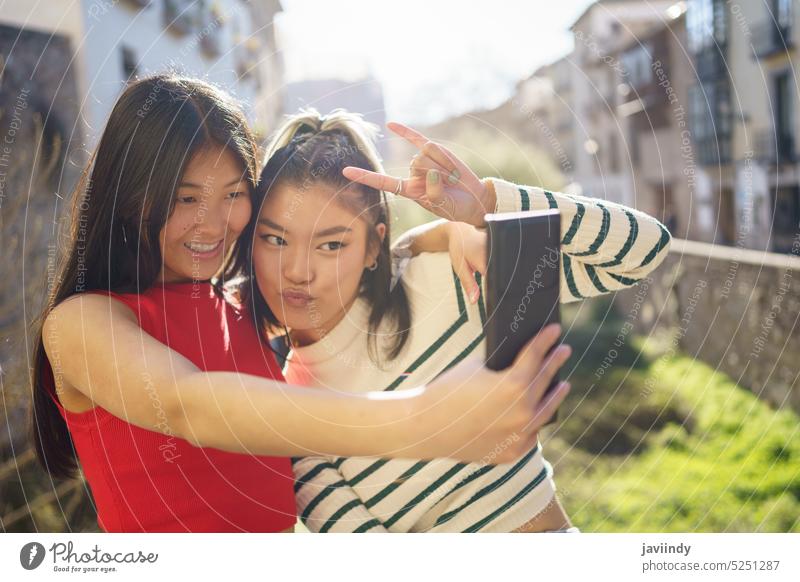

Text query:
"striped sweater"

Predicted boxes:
[[286, 178, 672, 532]]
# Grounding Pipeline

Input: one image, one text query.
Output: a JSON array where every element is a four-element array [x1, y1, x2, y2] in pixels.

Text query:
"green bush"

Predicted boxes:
[[546, 326, 800, 532]]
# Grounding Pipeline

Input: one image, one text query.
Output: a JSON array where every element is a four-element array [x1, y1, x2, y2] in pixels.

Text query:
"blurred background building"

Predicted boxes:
[[1, 0, 284, 143], [283, 76, 389, 157], [481, 0, 799, 255]]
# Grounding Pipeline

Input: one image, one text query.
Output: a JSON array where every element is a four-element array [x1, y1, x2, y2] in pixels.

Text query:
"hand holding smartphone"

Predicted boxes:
[[484, 209, 563, 425]]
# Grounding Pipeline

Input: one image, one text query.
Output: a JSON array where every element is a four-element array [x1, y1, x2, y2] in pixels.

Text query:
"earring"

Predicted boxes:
[[367, 260, 378, 271]]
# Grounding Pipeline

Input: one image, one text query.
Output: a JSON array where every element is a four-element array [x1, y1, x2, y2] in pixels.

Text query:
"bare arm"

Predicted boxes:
[[43, 294, 572, 463], [392, 220, 486, 304], [45, 294, 417, 458], [392, 219, 450, 255]]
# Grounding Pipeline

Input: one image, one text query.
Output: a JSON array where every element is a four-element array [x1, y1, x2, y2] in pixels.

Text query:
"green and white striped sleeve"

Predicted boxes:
[[292, 457, 388, 533], [489, 177, 672, 302]]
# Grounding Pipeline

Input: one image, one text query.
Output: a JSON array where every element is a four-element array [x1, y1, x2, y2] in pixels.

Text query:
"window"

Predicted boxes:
[[689, 84, 710, 142], [689, 79, 732, 165], [688, 0, 712, 53], [776, 0, 792, 29], [164, 0, 204, 35], [121, 45, 138, 81], [773, 71, 794, 162], [687, 0, 727, 54], [771, 186, 800, 252], [719, 188, 736, 245], [621, 43, 653, 88], [629, 125, 640, 166], [661, 183, 679, 234]]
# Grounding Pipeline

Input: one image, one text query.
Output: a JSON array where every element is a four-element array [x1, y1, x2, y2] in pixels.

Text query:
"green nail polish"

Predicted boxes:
[[428, 170, 439, 183], [448, 170, 460, 184]]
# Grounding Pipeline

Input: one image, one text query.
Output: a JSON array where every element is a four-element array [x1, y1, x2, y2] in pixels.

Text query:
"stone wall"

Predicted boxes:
[[0, 23, 83, 452], [616, 237, 800, 416]]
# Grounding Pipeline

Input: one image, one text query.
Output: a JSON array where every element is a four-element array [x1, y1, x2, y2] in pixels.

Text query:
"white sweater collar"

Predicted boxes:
[[285, 296, 372, 367]]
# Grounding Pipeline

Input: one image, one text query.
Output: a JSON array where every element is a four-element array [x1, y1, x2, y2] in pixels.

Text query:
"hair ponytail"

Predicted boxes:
[[263, 108, 384, 173]]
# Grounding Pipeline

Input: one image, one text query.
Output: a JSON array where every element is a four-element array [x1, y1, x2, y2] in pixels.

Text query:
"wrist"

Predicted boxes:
[[479, 178, 497, 225], [446, 221, 476, 248], [442, 220, 457, 242]]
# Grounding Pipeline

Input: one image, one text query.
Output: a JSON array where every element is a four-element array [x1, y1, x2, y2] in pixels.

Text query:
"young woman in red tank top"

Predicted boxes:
[[32, 75, 564, 532]]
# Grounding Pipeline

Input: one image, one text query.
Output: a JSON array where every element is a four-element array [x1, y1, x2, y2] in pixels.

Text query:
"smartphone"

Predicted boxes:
[[484, 209, 562, 424]]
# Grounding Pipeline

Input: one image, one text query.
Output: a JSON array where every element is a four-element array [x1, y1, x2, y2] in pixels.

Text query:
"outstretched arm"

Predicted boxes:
[[485, 177, 671, 301], [43, 294, 571, 462], [354, 123, 671, 303]]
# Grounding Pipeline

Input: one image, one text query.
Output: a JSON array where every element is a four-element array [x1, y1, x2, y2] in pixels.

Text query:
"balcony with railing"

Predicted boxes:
[[693, 46, 728, 79]]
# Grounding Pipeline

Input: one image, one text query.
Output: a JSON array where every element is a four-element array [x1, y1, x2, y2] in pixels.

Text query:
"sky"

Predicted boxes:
[[275, 0, 596, 125]]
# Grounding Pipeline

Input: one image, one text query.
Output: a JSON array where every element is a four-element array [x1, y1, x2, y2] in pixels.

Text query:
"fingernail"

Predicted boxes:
[[471, 287, 480, 303], [428, 170, 439, 183], [448, 169, 460, 184]]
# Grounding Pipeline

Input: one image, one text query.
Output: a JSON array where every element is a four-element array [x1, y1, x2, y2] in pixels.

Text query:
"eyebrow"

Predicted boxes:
[[178, 178, 246, 189], [257, 217, 352, 238]]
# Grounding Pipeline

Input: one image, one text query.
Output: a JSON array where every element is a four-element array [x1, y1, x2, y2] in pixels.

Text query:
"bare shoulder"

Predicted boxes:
[[43, 294, 136, 412], [45, 293, 136, 332]]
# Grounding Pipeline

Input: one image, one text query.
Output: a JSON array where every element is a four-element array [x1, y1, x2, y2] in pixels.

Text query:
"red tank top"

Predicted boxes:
[[43, 281, 296, 532]]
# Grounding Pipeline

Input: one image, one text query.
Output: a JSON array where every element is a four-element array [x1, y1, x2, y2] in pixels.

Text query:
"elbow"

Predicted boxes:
[[647, 222, 673, 272], [628, 220, 672, 279]]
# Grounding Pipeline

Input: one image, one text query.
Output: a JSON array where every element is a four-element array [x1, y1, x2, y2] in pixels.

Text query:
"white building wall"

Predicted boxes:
[[570, 0, 675, 205], [78, 0, 265, 143]]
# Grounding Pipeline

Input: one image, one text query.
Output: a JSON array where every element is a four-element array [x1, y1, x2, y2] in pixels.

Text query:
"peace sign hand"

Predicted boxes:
[[342, 122, 496, 227]]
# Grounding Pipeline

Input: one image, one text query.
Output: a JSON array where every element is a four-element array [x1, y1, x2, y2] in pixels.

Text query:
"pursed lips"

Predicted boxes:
[[280, 289, 314, 308]]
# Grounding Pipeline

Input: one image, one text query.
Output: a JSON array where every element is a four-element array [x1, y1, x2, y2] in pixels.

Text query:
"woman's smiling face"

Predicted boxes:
[[159, 144, 252, 283], [252, 182, 384, 346]]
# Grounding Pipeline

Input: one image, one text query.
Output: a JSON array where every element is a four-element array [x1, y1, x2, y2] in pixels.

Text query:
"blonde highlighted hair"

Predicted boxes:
[[263, 107, 385, 175]]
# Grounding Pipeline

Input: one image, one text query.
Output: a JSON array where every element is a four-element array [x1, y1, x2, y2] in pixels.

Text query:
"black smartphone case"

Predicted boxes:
[[484, 209, 562, 425]]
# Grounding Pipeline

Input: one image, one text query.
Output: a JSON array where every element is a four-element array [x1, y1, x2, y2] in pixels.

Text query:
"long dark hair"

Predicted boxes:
[[31, 74, 260, 479], [237, 108, 411, 365]]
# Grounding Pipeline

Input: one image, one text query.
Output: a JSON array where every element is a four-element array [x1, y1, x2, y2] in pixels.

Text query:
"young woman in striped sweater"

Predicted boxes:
[[240, 110, 672, 532]]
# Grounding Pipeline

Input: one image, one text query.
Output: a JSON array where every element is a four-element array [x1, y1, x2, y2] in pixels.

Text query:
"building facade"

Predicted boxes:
[[615, 7, 692, 240], [569, 0, 676, 207], [2, 0, 285, 145], [483, 0, 800, 255]]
